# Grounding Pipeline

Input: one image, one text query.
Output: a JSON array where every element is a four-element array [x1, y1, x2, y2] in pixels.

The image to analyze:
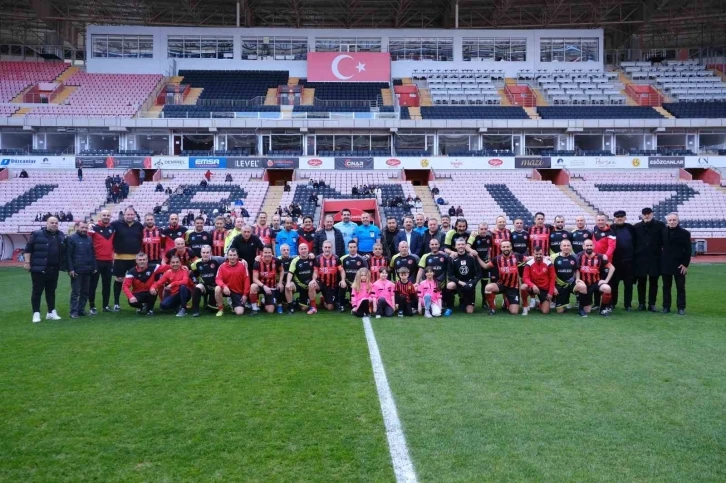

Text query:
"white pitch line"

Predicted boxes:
[[362, 316, 418, 483]]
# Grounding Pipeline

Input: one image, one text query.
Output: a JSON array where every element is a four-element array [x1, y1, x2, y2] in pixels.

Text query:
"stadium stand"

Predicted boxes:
[[299, 81, 388, 103], [178, 70, 289, 101], [431, 171, 597, 227], [412, 69, 504, 105], [0, 61, 69, 101], [518, 69, 626, 105], [622, 60, 726, 102], [661, 101, 726, 118], [163, 104, 280, 118], [538, 106, 664, 119], [402, 106, 529, 120]]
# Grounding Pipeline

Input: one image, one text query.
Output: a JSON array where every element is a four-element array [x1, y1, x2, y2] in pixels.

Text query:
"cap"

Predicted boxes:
[[642, 207, 653, 215], [613, 210, 626, 218]]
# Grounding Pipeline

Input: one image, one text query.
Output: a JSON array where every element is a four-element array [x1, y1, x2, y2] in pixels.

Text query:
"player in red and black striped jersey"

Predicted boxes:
[[528, 212, 552, 255], [483, 240, 528, 315], [210, 216, 228, 257], [121, 252, 161, 315], [253, 212, 273, 246], [309, 240, 346, 313], [490, 215, 511, 258], [394, 268, 418, 316], [142, 213, 166, 264], [368, 243, 390, 282], [162, 213, 188, 252], [163, 238, 198, 268], [251, 245, 283, 314], [574, 239, 615, 317], [88, 209, 115, 313], [186, 217, 212, 258]]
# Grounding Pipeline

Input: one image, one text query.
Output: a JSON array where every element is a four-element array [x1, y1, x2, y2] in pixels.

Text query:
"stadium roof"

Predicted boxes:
[[2, 0, 725, 52]]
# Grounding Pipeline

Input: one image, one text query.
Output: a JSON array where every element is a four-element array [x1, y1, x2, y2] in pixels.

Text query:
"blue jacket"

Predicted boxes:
[[275, 228, 299, 257], [66, 232, 97, 274], [25, 228, 66, 273], [393, 229, 424, 257]]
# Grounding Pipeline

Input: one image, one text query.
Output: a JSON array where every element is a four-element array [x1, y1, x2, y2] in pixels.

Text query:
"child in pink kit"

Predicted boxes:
[[418, 267, 442, 318], [350, 268, 373, 317], [371, 268, 395, 318]]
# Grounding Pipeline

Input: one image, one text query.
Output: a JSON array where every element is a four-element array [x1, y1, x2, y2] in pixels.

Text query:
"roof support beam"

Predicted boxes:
[[29, 0, 79, 47]]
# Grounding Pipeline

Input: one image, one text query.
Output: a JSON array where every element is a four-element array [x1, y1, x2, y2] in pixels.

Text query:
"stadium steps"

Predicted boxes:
[[55, 66, 78, 83], [654, 106, 674, 119], [381, 88, 394, 106], [407, 106, 422, 120], [287, 77, 300, 86], [498, 89, 512, 106], [10, 86, 31, 103], [51, 85, 77, 104], [413, 186, 440, 216], [169, 75, 184, 84], [524, 107, 540, 119], [145, 104, 163, 118], [183, 88, 204, 105], [12, 107, 32, 117], [264, 88, 278, 106], [402, 78, 413, 85], [301, 88, 315, 105], [91, 187, 138, 222], [260, 186, 285, 217], [418, 88, 433, 107], [557, 185, 600, 219], [532, 87, 549, 106], [617, 71, 640, 105]]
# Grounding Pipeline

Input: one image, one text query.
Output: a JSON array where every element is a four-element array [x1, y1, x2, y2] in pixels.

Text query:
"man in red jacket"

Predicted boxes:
[[151, 255, 193, 317], [88, 209, 115, 314], [592, 213, 616, 309], [214, 247, 251, 317], [122, 252, 161, 315], [520, 246, 556, 315]]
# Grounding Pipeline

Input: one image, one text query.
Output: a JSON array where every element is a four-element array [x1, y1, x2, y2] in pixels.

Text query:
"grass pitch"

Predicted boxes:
[[1, 265, 725, 482]]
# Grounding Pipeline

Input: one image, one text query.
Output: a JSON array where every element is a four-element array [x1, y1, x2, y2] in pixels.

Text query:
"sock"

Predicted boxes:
[[218, 304, 224, 311], [310, 297, 317, 309], [520, 289, 529, 308], [113, 281, 122, 305], [601, 292, 612, 307], [578, 293, 586, 309], [486, 292, 496, 308], [250, 293, 258, 304]]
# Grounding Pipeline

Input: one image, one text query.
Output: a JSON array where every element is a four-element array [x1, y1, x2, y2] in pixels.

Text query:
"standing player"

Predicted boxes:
[[520, 246, 556, 316], [88, 209, 115, 314], [571, 215, 592, 255], [390, 241, 420, 282], [270, 214, 282, 243], [210, 216, 228, 257], [368, 243, 390, 282], [142, 213, 165, 265], [297, 216, 316, 254], [122, 252, 161, 315], [253, 212, 273, 246], [468, 222, 493, 310], [163, 237, 198, 267], [152, 256, 194, 316], [186, 217, 212, 258], [190, 245, 226, 317], [352, 212, 381, 256], [552, 239, 579, 313], [592, 213, 616, 310], [275, 217, 299, 257], [229, 225, 265, 277], [575, 239, 615, 317], [446, 239, 482, 314], [250, 245, 283, 315], [111, 207, 144, 311], [483, 240, 526, 316], [549, 215, 571, 256], [440, 215, 452, 234], [444, 218, 470, 256], [528, 212, 551, 255], [162, 213, 188, 251], [339, 240, 368, 312], [276, 243, 295, 313], [214, 248, 250, 317], [334, 208, 358, 253], [224, 217, 244, 253], [285, 244, 316, 314], [510, 218, 530, 256], [418, 238, 452, 316], [490, 215, 511, 258], [309, 240, 346, 314]]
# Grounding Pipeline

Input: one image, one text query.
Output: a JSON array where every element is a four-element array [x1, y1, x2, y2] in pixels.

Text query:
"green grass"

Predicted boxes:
[[2, 265, 726, 482]]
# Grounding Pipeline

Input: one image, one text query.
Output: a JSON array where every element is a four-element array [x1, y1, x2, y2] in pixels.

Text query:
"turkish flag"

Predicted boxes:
[[307, 52, 391, 82]]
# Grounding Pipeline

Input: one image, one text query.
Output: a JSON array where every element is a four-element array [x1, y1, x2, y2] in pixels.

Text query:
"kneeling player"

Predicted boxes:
[[552, 239, 579, 313], [309, 240, 345, 314], [520, 246, 556, 315], [285, 244, 316, 314], [122, 252, 161, 315], [446, 239, 482, 314], [214, 248, 250, 316], [483, 241, 526, 315], [251, 245, 283, 315], [190, 245, 226, 317], [151, 256, 194, 317], [574, 239, 615, 317]]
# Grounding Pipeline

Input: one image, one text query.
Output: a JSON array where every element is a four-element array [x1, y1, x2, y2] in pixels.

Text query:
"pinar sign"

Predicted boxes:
[[307, 52, 391, 82]]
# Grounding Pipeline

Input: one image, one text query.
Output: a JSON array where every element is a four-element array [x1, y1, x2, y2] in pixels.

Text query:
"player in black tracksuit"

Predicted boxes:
[[418, 238, 452, 311], [190, 246, 226, 316], [548, 216, 572, 256], [446, 238, 483, 313], [468, 223, 493, 309], [338, 240, 368, 311]]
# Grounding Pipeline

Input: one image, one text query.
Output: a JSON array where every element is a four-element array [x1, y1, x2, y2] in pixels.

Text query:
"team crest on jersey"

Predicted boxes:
[[145, 271, 150, 276], [439, 257, 445, 262], [570, 260, 575, 265], [584, 234, 589, 238], [408, 260, 413, 264], [357, 261, 361, 266], [563, 234, 568, 238], [210, 263, 216, 269]]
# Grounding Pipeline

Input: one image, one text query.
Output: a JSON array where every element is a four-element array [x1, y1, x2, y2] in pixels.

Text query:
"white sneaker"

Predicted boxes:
[[375, 314, 381, 319], [32, 312, 41, 323], [46, 310, 61, 321], [522, 307, 529, 316], [424, 312, 433, 318], [529, 298, 536, 309]]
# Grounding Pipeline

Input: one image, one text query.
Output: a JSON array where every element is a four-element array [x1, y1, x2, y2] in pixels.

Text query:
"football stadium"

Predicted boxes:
[[1, 0, 726, 480]]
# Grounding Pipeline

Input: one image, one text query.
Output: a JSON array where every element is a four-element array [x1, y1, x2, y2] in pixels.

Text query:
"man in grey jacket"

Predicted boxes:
[[66, 221, 97, 318]]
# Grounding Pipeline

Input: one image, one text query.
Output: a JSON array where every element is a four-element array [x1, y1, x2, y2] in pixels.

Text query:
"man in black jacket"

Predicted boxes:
[[633, 208, 664, 312], [24, 217, 66, 323], [661, 213, 691, 315], [610, 210, 636, 311], [66, 221, 97, 318], [382, 216, 400, 259], [313, 215, 345, 257]]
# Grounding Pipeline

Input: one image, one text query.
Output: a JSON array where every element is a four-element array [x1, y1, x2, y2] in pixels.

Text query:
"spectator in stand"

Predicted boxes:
[[165, 187, 173, 195], [155, 183, 164, 192], [66, 221, 97, 318], [240, 207, 250, 219], [414, 197, 423, 209], [153, 204, 162, 214], [24, 216, 65, 323], [225, 173, 233, 184], [456, 206, 464, 217], [105, 175, 113, 190], [121, 181, 129, 200], [200, 179, 208, 187], [309, 192, 319, 205], [204, 170, 212, 182], [19, 169, 29, 178], [319, 179, 326, 188], [352, 186, 359, 195], [59, 211, 66, 222], [111, 184, 120, 203], [35, 213, 42, 222], [77, 165, 83, 182], [313, 179, 320, 190], [284, 182, 291, 192], [430, 185, 440, 196], [448, 205, 456, 217], [437, 197, 445, 205], [66, 212, 73, 222]]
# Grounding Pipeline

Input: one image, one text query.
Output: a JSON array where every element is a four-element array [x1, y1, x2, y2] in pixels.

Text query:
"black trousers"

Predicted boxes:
[[31, 267, 60, 313], [127, 291, 157, 311], [160, 286, 191, 311], [352, 299, 371, 317], [611, 262, 634, 308], [191, 285, 214, 312], [662, 273, 686, 310], [70, 273, 92, 314], [395, 294, 418, 315], [636, 275, 659, 307], [89, 260, 113, 308]]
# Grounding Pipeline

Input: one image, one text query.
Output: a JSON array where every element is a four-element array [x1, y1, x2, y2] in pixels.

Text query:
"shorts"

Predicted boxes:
[[230, 292, 245, 308], [555, 282, 575, 307], [529, 285, 551, 304], [496, 283, 520, 305], [293, 283, 310, 305], [260, 288, 278, 306], [113, 259, 136, 277], [318, 282, 337, 305], [518, 265, 525, 279], [454, 285, 476, 308], [579, 283, 600, 307]]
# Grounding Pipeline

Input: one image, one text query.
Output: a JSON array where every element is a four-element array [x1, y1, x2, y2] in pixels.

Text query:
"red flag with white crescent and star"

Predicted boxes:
[[307, 52, 391, 82]]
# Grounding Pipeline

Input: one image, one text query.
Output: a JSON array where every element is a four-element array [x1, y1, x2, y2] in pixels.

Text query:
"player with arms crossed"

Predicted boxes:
[[309, 240, 346, 314], [574, 239, 615, 317], [483, 240, 527, 316], [520, 246, 556, 316], [214, 248, 251, 317], [250, 245, 284, 315]]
